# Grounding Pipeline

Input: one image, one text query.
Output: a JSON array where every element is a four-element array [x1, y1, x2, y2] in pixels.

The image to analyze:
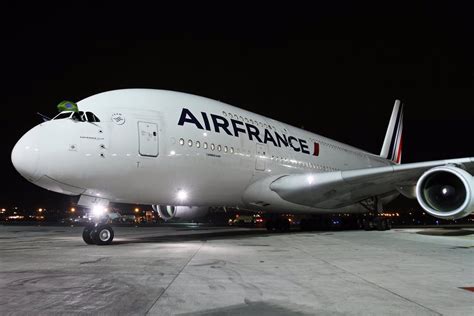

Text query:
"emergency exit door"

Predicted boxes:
[[138, 121, 159, 157], [255, 143, 267, 171]]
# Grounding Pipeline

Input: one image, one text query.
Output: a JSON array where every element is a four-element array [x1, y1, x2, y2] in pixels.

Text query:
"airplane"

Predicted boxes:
[[11, 89, 474, 245]]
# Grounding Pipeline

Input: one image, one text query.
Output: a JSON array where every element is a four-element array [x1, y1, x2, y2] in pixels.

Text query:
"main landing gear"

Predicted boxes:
[[82, 223, 115, 245], [359, 197, 392, 231], [361, 217, 392, 231]]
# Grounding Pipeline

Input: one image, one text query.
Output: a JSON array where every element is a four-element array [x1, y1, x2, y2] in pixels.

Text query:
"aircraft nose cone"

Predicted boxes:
[[11, 127, 41, 182]]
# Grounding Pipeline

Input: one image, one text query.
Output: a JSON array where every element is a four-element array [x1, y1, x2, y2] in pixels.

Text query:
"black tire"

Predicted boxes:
[[82, 225, 95, 245], [91, 224, 114, 245], [376, 218, 387, 231], [362, 219, 372, 231], [386, 219, 392, 230]]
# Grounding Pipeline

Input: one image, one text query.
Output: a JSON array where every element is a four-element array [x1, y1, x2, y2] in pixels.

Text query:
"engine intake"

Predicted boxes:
[[152, 205, 208, 221], [416, 166, 474, 219]]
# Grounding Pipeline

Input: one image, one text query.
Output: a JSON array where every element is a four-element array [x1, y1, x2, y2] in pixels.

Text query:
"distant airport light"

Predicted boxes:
[[134, 208, 140, 213], [92, 205, 107, 217], [1, 208, 5, 213], [70, 208, 76, 213], [38, 208, 43, 213], [177, 190, 188, 201]]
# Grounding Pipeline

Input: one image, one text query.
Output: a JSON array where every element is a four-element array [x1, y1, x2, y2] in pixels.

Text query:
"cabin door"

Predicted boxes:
[[255, 143, 267, 171], [138, 121, 159, 157]]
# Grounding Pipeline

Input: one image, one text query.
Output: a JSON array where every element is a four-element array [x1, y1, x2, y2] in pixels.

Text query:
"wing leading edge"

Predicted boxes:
[[269, 157, 474, 209]]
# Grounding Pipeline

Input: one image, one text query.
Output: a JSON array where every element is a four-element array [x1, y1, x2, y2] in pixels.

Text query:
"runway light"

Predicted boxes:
[[92, 205, 107, 217], [177, 190, 188, 201], [38, 208, 43, 213], [70, 208, 76, 213], [134, 208, 140, 213]]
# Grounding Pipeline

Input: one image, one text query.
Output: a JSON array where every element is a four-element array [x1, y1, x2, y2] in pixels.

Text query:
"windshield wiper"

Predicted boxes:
[[37, 112, 51, 122]]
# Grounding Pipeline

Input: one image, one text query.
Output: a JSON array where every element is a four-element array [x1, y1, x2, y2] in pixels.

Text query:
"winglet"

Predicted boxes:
[[380, 100, 404, 164]]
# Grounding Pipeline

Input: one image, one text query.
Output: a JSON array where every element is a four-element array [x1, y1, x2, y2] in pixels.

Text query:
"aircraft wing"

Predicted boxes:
[[269, 157, 474, 209]]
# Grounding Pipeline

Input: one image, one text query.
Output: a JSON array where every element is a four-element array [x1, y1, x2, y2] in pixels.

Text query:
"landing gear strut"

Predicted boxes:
[[82, 223, 114, 245], [362, 217, 391, 231], [360, 197, 391, 231]]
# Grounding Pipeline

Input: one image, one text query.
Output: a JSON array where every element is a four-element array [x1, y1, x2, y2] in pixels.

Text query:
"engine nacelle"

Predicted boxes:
[[416, 166, 474, 219], [152, 205, 209, 221]]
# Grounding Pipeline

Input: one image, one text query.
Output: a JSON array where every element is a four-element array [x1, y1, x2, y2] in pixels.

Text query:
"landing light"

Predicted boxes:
[[92, 205, 107, 217], [177, 190, 188, 201]]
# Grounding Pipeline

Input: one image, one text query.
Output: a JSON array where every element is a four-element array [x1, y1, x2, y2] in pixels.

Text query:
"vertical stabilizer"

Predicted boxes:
[[380, 100, 404, 164]]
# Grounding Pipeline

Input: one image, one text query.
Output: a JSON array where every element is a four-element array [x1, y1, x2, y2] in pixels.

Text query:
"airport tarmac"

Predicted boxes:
[[0, 225, 472, 315]]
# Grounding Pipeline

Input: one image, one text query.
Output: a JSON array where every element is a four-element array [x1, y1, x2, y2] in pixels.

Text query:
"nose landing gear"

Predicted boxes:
[[82, 223, 114, 245]]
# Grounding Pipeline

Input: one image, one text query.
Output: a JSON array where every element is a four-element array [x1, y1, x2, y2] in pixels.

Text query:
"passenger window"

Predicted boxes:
[[203, 142, 208, 149], [179, 138, 185, 145], [224, 146, 228, 153], [217, 145, 222, 152], [188, 140, 193, 147], [210, 143, 215, 151], [230, 147, 234, 154], [196, 141, 201, 148]]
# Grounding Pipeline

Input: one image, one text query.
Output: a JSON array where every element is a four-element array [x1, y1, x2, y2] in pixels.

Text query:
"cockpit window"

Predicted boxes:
[[52, 111, 100, 122], [53, 112, 73, 120], [85, 112, 100, 122], [71, 111, 85, 121]]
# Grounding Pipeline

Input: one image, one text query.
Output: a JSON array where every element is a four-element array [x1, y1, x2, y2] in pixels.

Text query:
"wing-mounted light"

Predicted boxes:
[[416, 166, 474, 219]]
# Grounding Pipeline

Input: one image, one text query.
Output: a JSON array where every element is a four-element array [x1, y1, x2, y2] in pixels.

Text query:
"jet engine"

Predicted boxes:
[[152, 205, 209, 221], [416, 166, 474, 219]]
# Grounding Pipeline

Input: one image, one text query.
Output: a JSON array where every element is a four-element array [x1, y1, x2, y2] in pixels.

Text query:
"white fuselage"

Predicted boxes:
[[12, 89, 396, 214]]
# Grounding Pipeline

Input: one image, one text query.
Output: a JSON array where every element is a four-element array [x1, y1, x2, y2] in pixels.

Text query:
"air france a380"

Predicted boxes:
[[11, 89, 474, 244]]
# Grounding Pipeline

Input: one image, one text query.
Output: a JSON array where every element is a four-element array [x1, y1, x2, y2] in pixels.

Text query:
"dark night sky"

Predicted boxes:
[[1, 2, 473, 209]]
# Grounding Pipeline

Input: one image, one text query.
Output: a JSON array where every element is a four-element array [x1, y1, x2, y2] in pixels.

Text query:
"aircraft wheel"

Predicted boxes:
[[362, 219, 372, 231], [376, 218, 387, 231], [82, 225, 95, 245], [91, 224, 114, 245]]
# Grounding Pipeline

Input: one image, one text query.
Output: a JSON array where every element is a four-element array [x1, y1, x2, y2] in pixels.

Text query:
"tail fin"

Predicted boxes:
[[380, 100, 404, 164]]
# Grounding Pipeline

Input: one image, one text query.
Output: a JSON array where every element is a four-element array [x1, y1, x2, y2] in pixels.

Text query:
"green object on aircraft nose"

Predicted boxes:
[[57, 100, 78, 112]]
